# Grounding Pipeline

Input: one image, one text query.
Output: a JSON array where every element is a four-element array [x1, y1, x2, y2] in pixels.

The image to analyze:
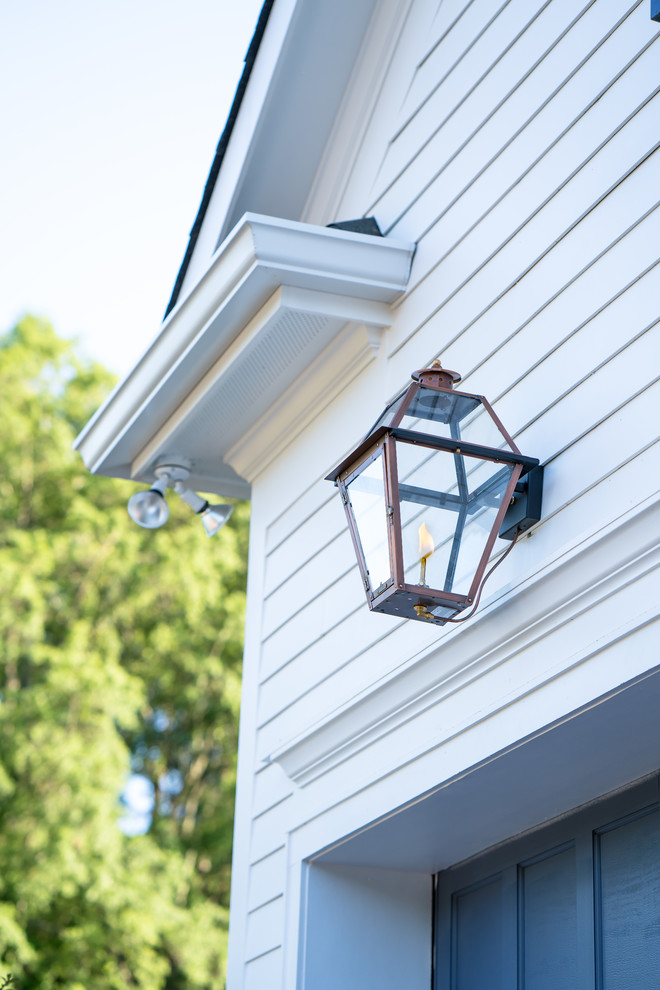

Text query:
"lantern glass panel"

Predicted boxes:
[[365, 391, 408, 435], [399, 385, 515, 451], [396, 440, 515, 596], [346, 448, 392, 597]]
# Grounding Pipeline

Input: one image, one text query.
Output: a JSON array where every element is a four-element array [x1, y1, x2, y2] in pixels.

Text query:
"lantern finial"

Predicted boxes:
[[411, 360, 461, 390]]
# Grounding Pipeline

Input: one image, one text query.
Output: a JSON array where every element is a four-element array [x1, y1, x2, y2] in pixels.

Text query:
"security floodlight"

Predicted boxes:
[[127, 466, 233, 537]]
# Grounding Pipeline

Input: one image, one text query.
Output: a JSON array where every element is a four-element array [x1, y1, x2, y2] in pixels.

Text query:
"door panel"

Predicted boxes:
[[597, 808, 660, 990], [452, 877, 504, 990], [435, 778, 660, 990], [520, 844, 578, 990]]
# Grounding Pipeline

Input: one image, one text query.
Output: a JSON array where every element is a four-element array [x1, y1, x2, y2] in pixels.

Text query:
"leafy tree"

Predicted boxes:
[[0, 317, 248, 988]]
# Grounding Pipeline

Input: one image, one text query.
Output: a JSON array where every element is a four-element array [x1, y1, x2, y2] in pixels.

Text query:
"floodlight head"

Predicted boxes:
[[127, 464, 187, 529], [127, 487, 170, 529], [172, 481, 233, 537], [199, 503, 233, 538], [127, 465, 232, 537]]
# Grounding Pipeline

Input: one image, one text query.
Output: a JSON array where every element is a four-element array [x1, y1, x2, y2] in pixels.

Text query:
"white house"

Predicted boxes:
[[76, 1, 660, 987]]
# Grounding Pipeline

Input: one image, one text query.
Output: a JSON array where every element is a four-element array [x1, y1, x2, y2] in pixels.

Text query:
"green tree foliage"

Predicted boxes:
[[0, 317, 248, 988]]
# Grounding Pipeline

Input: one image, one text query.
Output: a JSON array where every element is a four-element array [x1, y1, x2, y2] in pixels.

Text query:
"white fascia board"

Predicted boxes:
[[74, 213, 413, 496]]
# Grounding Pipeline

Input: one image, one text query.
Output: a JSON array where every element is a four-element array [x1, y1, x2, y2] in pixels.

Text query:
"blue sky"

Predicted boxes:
[[1, 0, 263, 375]]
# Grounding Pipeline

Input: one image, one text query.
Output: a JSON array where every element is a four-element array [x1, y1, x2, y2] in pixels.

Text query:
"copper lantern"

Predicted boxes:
[[326, 362, 543, 626]]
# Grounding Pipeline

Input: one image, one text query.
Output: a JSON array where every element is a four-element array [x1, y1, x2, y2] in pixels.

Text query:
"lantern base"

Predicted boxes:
[[370, 584, 470, 626]]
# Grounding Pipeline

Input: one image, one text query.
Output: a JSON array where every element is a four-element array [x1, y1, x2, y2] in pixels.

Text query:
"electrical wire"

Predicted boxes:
[[443, 527, 521, 624]]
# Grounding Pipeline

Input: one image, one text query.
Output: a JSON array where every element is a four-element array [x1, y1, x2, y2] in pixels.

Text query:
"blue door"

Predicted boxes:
[[434, 777, 660, 990]]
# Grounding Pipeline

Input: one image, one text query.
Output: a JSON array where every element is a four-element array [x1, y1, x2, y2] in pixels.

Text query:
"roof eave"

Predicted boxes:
[[75, 213, 414, 498]]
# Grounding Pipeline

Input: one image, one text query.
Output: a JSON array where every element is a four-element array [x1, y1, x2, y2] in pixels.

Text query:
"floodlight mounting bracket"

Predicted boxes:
[[154, 463, 191, 485]]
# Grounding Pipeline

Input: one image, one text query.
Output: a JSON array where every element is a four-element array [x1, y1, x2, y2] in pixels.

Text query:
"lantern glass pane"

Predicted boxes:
[[399, 386, 515, 451], [396, 441, 514, 596], [346, 449, 392, 597], [364, 389, 408, 436]]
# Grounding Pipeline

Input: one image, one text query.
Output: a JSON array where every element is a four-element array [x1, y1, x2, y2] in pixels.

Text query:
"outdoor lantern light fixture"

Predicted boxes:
[[127, 465, 233, 537], [326, 362, 543, 626]]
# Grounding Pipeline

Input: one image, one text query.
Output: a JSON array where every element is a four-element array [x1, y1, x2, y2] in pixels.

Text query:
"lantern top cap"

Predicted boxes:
[[411, 360, 461, 390]]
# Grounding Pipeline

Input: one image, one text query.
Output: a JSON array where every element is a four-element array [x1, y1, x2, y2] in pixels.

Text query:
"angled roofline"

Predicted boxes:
[[164, 0, 275, 319]]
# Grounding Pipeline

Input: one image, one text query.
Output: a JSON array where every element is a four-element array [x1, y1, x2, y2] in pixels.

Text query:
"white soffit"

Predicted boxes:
[[74, 213, 414, 497]]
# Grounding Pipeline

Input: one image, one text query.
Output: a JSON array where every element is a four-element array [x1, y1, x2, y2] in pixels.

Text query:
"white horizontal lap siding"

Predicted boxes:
[[249, 795, 293, 866], [503, 445, 660, 598], [262, 520, 353, 639], [244, 948, 283, 990], [237, 764, 289, 964], [265, 484, 338, 585], [513, 318, 659, 470], [260, 565, 363, 683], [399, 0, 516, 126], [394, 1, 654, 266], [397, 33, 658, 322], [483, 228, 660, 451], [377, 2, 658, 369], [376, 0, 560, 204], [247, 846, 288, 912], [234, 760, 291, 984], [389, 148, 659, 385], [389, 97, 659, 373], [252, 761, 293, 819], [376, 0, 648, 235], [466, 209, 660, 410], [257, 606, 400, 734], [245, 895, 285, 963], [539, 381, 660, 524]]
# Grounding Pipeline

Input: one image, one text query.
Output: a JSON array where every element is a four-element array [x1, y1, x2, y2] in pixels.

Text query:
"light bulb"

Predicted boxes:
[[200, 504, 233, 537], [127, 489, 170, 529]]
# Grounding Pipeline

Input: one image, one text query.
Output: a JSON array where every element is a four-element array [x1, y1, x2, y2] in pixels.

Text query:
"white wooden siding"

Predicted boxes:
[[243, 948, 283, 990], [247, 847, 287, 911], [245, 895, 285, 961], [252, 761, 293, 819], [229, 1, 660, 985]]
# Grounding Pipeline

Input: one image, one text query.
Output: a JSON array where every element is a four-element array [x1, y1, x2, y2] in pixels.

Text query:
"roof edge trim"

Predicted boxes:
[[164, 0, 275, 319]]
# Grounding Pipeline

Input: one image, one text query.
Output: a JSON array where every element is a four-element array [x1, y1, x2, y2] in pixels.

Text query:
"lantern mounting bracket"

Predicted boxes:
[[499, 465, 544, 541]]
